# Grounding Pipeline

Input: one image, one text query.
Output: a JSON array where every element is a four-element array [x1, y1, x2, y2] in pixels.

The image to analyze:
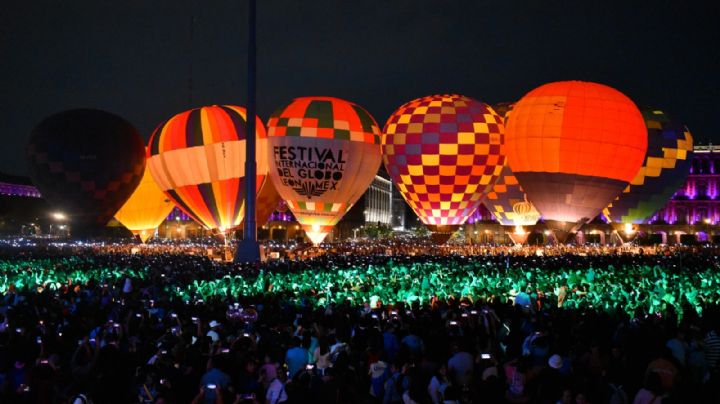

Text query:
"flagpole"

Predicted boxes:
[[235, 0, 260, 262]]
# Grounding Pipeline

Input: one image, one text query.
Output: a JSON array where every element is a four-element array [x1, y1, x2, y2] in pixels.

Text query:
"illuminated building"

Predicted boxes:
[[651, 145, 720, 227], [363, 175, 393, 225]]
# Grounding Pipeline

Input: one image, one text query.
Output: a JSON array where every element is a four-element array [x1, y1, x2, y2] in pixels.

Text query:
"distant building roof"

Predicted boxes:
[[0, 173, 41, 198], [693, 145, 720, 153]]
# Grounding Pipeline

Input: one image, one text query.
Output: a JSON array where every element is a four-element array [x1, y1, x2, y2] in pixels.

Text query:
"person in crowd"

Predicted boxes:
[[199, 357, 231, 404], [284, 337, 308, 379], [632, 371, 666, 404], [427, 363, 449, 404]]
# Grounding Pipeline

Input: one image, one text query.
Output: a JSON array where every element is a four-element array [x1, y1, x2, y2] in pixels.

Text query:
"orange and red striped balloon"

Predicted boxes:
[[147, 105, 268, 232]]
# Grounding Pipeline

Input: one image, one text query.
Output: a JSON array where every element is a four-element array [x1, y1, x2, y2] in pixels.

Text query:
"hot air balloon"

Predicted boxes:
[[26, 109, 145, 229], [147, 105, 268, 233], [256, 179, 281, 228], [603, 108, 694, 226], [504, 81, 648, 242], [482, 166, 541, 243], [382, 94, 505, 243], [114, 155, 175, 242], [480, 103, 540, 244], [266, 97, 382, 244]]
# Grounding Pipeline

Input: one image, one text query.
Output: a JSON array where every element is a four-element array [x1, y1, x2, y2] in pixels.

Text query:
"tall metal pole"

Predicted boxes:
[[235, 0, 260, 262]]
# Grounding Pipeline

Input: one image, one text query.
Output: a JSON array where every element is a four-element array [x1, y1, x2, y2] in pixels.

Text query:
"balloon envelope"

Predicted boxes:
[[481, 103, 540, 227], [382, 94, 505, 240], [114, 159, 175, 242], [504, 81, 647, 240], [256, 179, 281, 228], [482, 165, 540, 226], [266, 97, 382, 244], [147, 105, 268, 232], [603, 108, 694, 224], [26, 109, 145, 227]]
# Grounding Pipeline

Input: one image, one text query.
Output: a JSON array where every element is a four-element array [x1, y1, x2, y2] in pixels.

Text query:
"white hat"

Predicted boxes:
[[369, 361, 387, 378], [548, 354, 563, 369], [206, 330, 220, 343], [209, 320, 220, 328]]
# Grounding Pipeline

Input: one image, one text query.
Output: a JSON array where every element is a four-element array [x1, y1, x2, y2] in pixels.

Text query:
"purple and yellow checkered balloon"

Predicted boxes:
[[382, 94, 505, 240]]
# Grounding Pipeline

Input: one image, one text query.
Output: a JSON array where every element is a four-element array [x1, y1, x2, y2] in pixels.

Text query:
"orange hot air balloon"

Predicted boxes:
[[114, 158, 175, 242], [256, 179, 281, 228], [504, 81, 647, 241], [147, 105, 268, 233], [382, 94, 505, 243], [266, 97, 382, 244]]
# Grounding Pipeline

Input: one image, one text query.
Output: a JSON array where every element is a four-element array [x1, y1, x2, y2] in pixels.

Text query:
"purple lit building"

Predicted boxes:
[[651, 145, 720, 226]]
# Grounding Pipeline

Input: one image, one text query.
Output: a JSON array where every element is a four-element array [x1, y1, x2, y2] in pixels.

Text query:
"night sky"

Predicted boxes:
[[1, 0, 718, 176]]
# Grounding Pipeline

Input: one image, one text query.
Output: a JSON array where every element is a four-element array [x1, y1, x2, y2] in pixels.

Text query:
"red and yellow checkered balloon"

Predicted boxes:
[[382, 94, 505, 236]]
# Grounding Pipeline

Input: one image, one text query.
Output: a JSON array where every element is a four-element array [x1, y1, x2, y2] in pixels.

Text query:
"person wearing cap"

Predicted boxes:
[[206, 321, 221, 343], [369, 359, 389, 399]]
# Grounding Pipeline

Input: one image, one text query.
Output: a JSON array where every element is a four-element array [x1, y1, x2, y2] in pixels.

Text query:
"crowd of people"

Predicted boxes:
[[0, 241, 718, 403]]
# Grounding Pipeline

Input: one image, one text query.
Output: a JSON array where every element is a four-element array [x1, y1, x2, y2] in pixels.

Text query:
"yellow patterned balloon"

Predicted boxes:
[[481, 103, 540, 227], [382, 94, 505, 242], [603, 108, 694, 224]]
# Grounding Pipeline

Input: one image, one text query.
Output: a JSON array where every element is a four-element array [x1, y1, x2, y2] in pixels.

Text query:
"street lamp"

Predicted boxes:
[[704, 218, 712, 243], [50, 212, 67, 237], [52, 212, 66, 221]]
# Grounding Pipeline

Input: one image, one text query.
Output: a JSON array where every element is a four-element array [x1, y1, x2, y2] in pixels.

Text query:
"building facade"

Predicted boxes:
[[363, 175, 393, 226], [652, 145, 720, 226]]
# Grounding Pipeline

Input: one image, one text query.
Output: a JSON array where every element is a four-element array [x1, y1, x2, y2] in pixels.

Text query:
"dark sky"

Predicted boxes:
[[1, 0, 718, 176]]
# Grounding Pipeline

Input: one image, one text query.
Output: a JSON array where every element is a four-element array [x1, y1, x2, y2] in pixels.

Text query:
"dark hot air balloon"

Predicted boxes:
[[26, 109, 145, 229]]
